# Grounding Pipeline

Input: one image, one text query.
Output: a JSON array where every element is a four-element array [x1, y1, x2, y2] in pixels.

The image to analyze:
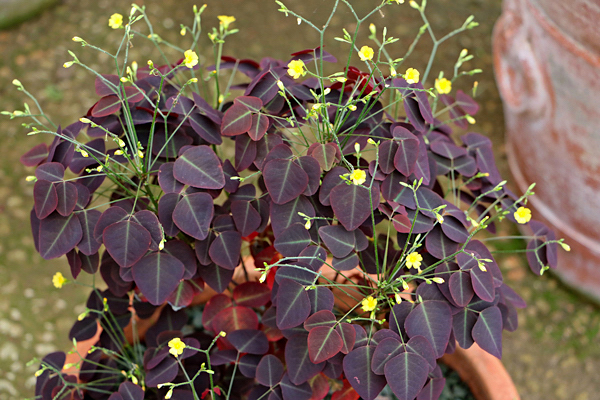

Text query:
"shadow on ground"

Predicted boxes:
[[0, 0, 598, 399]]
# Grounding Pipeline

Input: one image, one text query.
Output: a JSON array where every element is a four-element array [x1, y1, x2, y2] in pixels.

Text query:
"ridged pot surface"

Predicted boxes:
[[493, 0, 600, 302]]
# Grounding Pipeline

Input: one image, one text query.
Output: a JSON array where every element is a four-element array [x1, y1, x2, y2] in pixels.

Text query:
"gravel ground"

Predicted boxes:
[[0, 0, 598, 399]]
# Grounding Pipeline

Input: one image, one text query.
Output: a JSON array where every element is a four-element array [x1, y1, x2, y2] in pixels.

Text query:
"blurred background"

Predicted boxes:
[[0, 0, 598, 399]]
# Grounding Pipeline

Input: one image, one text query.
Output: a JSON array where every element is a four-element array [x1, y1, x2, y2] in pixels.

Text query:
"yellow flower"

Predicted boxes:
[[393, 0, 405, 3], [108, 13, 123, 29], [435, 77, 452, 94], [52, 272, 66, 289], [514, 206, 532, 224], [406, 252, 423, 270], [358, 46, 374, 62], [362, 296, 377, 312], [168, 337, 186, 357], [183, 50, 199, 69], [287, 59, 306, 79], [349, 169, 366, 185], [218, 15, 236, 29], [404, 68, 420, 84]]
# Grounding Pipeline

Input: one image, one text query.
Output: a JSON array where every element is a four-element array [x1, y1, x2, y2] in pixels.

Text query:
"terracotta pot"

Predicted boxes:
[[441, 344, 520, 400], [493, 0, 600, 302]]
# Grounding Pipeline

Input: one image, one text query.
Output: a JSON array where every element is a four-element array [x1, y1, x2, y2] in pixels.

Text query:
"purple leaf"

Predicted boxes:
[[449, 271, 474, 307], [238, 354, 262, 378], [280, 373, 313, 400], [275, 265, 314, 286], [276, 279, 311, 330], [132, 210, 163, 252], [35, 162, 65, 182], [193, 92, 223, 124], [389, 301, 415, 337], [378, 140, 398, 174], [285, 334, 325, 385], [308, 326, 343, 364], [233, 282, 271, 307], [91, 95, 121, 117], [311, 143, 337, 171], [33, 179, 58, 219], [371, 337, 405, 375], [430, 140, 467, 159], [212, 214, 236, 233], [173, 146, 225, 189], [393, 127, 419, 176], [318, 225, 355, 258], [95, 74, 120, 96], [415, 188, 444, 219], [94, 206, 128, 243], [76, 209, 102, 256], [392, 214, 413, 234], [274, 223, 311, 257], [404, 97, 426, 133], [231, 200, 261, 237], [256, 354, 284, 387], [298, 245, 327, 271], [158, 162, 184, 194], [308, 286, 335, 314], [189, 113, 222, 145], [405, 301, 452, 358], [70, 139, 105, 174], [145, 357, 178, 388], [118, 382, 145, 400], [425, 227, 460, 260], [332, 252, 359, 271], [499, 283, 526, 308], [417, 377, 446, 400], [330, 183, 372, 231], [213, 305, 259, 335], [199, 263, 235, 293], [499, 302, 519, 332], [405, 335, 436, 371], [263, 159, 308, 205], [209, 231, 242, 270], [228, 329, 269, 354], [248, 114, 269, 141], [166, 280, 198, 310], [235, 134, 257, 171], [343, 345, 386, 400], [103, 220, 151, 268], [303, 310, 336, 331], [472, 306, 503, 359], [440, 216, 469, 243], [381, 171, 415, 208], [55, 182, 78, 217], [270, 196, 315, 236], [470, 265, 495, 302], [39, 213, 83, 259], [453, 309, 477, 349], [172, 192, 213, 240], [319, 166, 347, 206], [336, 323, 356, 354], [221, 102, 253, 136], [132, 252, 185, 306], [385, 352, 430, 400], [21, 143, 49, 167], [296, 156, 322, 196]]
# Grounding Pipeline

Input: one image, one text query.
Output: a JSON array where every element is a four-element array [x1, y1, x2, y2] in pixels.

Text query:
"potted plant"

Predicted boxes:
[[8, 1, 568, 399]]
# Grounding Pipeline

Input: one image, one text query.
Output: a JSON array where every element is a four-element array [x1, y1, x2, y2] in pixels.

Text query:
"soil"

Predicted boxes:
[[0, 0, 598, 399]]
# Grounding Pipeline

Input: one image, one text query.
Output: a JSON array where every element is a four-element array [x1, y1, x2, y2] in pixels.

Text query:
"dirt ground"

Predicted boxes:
[[0, 0, 598, 399]]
